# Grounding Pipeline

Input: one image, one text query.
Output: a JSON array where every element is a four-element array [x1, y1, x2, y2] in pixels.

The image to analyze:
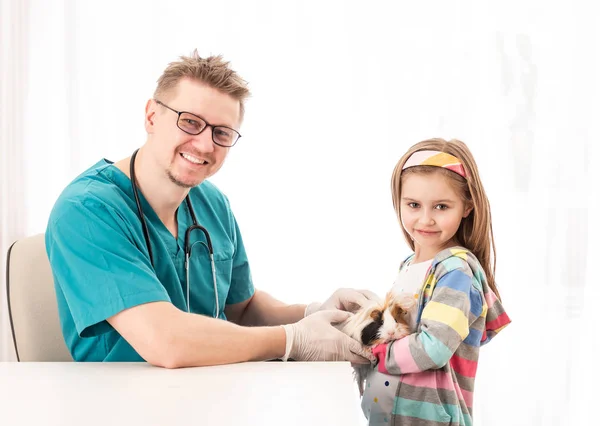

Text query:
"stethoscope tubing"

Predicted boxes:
[[130, 148, 219, 317]]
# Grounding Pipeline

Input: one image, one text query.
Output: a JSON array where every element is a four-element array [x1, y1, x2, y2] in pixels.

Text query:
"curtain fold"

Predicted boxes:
[[0, 0, 30, 362]]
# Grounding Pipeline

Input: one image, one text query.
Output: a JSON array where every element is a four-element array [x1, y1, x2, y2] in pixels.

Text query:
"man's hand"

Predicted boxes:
[[305, 288, 382, 317], [281, 310, 374, 363]]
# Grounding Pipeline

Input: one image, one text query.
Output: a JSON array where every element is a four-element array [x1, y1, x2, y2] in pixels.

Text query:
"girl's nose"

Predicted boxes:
[[419, 213, 435, 225]]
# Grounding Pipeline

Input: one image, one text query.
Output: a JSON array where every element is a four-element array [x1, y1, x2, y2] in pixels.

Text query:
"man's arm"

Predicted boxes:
[[225, 287, 385, 327], [108, 300, 373, 368], [224, 290, 306, 327], [107, 301, 286, 368]]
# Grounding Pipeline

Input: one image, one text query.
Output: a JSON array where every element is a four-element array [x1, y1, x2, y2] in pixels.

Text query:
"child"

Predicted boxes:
[[362, 138, 511, 425]]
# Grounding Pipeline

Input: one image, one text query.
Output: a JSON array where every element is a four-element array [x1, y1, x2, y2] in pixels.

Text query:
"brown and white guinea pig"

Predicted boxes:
[[336, 291, 416, 396]]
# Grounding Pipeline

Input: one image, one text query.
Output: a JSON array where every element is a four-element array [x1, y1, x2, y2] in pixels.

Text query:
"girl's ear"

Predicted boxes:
[[463, 204, 473, 218]]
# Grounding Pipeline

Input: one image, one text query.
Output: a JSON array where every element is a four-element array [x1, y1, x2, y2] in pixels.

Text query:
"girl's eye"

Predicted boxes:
[[435, 204, 448, 210], [408, 202, 419, 208]]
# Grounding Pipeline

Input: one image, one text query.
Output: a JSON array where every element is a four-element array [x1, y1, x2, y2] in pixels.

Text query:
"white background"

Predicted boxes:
[[1, 1, 599, 425]]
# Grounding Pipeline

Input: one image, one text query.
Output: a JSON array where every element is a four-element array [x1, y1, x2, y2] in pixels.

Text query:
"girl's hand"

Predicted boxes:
[[371, 343, 387, 365], [371, 343, 388, 373]]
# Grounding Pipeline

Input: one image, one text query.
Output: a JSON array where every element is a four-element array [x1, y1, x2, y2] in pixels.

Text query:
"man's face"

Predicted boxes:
[[145, 78, 241, 188]]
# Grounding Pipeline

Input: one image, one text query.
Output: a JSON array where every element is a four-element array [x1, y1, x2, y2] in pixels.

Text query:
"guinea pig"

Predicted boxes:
[[336, 290, 416, 395]]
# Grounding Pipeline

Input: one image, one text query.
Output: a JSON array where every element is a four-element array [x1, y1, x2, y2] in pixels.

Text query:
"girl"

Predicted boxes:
[[363, 138, 511, 425]]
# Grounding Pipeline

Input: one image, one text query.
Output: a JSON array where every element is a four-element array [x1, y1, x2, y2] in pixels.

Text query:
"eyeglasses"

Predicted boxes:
[[154, 99, 241, 147]]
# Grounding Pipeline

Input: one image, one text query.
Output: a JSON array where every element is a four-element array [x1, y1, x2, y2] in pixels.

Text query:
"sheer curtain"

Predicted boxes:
[[1, 1, 597, 424], [0, 0, 29, 362]]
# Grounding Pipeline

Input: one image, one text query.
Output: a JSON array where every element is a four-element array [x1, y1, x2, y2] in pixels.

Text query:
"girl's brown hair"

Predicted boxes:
[[391, 138, 501, 301]]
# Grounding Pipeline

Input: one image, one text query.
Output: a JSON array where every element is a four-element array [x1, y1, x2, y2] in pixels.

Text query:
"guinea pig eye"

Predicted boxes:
[[391, 305, 406, 322]]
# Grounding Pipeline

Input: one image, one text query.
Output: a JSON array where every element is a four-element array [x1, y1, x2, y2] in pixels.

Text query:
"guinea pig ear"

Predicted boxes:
[[370, 308, 383, 323], [390, 304, 407, 323]]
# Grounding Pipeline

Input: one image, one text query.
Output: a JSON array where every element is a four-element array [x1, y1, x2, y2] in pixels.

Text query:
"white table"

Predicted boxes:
[[0, 361, 365, 426]]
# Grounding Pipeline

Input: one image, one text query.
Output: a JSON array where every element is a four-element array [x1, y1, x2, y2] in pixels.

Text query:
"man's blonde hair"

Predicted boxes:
[[154, 49, 250, 121]]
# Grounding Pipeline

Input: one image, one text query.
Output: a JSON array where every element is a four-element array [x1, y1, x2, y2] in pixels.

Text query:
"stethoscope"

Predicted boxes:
[[129, 148, 219, 317]]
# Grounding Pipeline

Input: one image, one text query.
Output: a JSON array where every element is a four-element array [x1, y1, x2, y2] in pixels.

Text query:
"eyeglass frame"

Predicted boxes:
[[153, 99, 242, 147]]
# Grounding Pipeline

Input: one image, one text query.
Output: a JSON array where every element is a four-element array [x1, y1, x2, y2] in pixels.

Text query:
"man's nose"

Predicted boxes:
[[192, 127, 215, 152]]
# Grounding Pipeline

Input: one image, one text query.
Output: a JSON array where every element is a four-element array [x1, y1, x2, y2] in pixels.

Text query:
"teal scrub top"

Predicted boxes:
[[45, 159, 255, 362]]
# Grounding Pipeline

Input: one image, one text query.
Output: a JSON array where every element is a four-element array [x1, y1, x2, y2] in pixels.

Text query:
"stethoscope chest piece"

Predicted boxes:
[[130, 148, 220, 318]]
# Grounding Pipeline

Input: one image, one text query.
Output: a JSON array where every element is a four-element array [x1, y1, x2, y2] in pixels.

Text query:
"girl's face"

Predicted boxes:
[[400, 172, 472, 262]]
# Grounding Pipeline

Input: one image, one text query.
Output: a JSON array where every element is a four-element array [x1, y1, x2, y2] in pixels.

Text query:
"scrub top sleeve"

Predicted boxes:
[[46, 200, 171, 338], [225, 215, 255, 305]]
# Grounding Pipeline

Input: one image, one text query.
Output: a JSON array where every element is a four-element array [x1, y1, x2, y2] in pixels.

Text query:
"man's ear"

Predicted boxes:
[[144, 99, 156, 133]]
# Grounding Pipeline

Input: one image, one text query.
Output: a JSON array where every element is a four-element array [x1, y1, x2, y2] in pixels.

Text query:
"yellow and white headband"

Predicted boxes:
[[402, 150, 467, 178]]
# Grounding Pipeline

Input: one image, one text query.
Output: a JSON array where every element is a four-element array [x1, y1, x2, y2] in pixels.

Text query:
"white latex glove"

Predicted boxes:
[[304, 288, 383, 317], [281, 310, 374, 363]]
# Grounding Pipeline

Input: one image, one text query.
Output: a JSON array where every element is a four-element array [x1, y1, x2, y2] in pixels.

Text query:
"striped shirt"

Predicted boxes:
[[371, 247, 511, 426]]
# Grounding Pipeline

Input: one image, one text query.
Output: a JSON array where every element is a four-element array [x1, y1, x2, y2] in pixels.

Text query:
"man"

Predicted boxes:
[[45, 50, 378, 367]]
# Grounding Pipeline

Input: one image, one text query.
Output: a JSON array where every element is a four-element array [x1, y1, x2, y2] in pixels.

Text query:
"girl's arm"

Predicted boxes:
[[372, 267, 478, 375]]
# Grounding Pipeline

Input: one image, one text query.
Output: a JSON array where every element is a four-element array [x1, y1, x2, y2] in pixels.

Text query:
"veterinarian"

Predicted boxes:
[[45, 50, 378, 366]]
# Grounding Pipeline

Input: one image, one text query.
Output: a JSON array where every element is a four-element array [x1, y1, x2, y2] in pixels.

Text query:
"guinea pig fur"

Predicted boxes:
[[336, 291, 416, 396], [337, 291, 415, 346]]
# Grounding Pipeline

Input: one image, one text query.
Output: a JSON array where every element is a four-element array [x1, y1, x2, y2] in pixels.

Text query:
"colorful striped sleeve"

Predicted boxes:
[[374, 268, 479, 375], [480, 283, 511, 344]]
